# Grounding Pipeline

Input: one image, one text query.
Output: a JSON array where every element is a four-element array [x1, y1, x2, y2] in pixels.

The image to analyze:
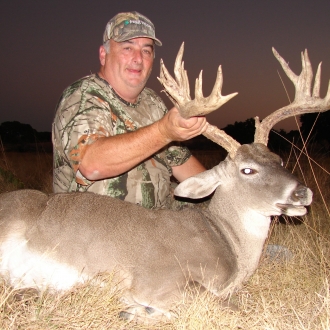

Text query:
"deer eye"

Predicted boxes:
[[241, 168, 256, 175]]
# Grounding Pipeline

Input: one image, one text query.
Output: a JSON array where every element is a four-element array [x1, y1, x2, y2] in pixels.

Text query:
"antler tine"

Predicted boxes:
[[173, 42, 190, 99], [254, 48, 330, 145], [158, 58, 180, 108], [158, 42, 240, 157], [158, 43, 192, 117], [313, 61, 322, 97]]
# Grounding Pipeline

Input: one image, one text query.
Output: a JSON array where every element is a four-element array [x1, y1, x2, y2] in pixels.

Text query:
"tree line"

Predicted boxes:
[[0, 121, 51, 151], [184, 111, 330, 153], [0, 111, 329, 152]]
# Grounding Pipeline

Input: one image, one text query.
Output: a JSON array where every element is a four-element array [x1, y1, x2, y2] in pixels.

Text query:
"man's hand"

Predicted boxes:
[[158, 107, 208, 142]]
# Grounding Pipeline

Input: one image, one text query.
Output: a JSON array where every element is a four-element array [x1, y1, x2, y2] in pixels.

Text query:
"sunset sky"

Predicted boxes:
[[1, 0, 330, 134]]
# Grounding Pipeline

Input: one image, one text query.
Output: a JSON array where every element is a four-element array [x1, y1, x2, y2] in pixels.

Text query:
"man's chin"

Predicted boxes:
[[125, 79, 148, 90]]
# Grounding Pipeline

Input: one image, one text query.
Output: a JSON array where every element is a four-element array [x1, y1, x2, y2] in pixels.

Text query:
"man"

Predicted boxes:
[[52, 11, 207, 209]]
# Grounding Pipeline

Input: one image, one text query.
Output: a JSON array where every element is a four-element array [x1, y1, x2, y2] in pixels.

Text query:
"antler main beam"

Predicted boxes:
[[158, 42, 240, 158], [254, 48, 330, 145]]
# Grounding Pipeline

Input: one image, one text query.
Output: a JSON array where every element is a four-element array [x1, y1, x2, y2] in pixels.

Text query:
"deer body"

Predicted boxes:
[[0, 144, 312, 320]]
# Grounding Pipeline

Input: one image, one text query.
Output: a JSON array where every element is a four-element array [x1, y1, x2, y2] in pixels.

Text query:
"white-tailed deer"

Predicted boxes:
[[0, 44, 329, 323]]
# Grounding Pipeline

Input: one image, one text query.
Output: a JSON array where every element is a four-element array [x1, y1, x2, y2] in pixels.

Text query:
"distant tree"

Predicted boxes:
[[300, 111, 330, 150], [0, 121, 37, 144], [183, 118, 298, 153], [223, 118, 255, 144], [267, 129, 300, 152], [185, 113, 330, 153], [36, 131, 51, 142], [183, 135, 221, 150], [221, 118, 302, 153], [0, 121, 52, 152], [0, 121, 51, 144]]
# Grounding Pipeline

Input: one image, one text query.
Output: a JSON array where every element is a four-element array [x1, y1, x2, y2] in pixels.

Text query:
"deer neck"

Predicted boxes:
[[205, 191, 271, 280]]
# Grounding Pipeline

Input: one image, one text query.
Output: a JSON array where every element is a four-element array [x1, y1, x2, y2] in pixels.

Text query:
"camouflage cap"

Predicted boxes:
[[103, 11, 162, 46]]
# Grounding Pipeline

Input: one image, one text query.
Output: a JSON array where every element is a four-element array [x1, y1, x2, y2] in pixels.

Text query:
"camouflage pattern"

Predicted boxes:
[[52, 74, 191, 209], [103, 11, 162, 46]]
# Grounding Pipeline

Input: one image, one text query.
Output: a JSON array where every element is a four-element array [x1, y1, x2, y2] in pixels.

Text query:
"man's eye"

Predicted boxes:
[[143, 49, 152, 56]]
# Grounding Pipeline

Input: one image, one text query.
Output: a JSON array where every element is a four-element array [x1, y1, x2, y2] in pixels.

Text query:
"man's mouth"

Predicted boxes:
[[127, 68, 142, 74]]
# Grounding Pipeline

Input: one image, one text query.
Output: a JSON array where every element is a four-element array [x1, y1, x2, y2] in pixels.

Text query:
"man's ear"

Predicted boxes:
[[99, 45, 106, 66]]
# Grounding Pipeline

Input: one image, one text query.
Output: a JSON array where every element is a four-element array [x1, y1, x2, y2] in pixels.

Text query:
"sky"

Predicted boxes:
[[1, 0, 330, 133]]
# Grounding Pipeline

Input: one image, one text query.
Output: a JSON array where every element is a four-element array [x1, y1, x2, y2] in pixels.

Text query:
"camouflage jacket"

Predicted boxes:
[[52, 74, 191, 209]]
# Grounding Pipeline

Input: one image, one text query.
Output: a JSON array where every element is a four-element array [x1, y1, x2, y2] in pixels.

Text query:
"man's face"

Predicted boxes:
[[101, 37, 154, 96]]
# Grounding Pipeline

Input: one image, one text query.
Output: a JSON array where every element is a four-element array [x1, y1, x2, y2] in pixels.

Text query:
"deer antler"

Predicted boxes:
[[254, 48, 330, 145], [158, 42, 240, 158]]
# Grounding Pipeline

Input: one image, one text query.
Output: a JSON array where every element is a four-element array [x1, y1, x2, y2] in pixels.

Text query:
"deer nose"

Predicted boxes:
[[292, 185, 313, 205]]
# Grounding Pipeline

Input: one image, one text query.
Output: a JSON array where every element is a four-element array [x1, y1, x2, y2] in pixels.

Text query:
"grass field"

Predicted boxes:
[[0, 143, 329, 329]]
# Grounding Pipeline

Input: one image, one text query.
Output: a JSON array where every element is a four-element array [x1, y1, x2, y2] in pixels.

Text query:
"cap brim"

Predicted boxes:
[[113, 32, 162, 46]]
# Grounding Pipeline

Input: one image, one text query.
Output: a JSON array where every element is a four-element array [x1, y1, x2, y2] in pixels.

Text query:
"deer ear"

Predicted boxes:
[[174, 167, 221, 199]]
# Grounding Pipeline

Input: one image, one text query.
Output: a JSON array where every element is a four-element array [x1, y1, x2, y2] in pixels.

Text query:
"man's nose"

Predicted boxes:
[[133, 49, 143, 63]]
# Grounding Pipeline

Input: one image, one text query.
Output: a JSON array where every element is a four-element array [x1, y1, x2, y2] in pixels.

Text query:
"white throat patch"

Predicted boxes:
[[242, 210, 271, 238]]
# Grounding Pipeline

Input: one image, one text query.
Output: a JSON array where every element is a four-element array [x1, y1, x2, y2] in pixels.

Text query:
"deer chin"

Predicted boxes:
[[276, 204, 308, 216]]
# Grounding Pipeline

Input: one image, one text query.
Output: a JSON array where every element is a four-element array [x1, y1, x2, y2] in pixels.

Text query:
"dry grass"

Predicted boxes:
[[0, 149, 53, 193], [0, 144, 329, 329]]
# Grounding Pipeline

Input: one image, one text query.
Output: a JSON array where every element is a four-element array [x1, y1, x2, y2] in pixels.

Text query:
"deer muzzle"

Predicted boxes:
[[276, 184, 313, 216]]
